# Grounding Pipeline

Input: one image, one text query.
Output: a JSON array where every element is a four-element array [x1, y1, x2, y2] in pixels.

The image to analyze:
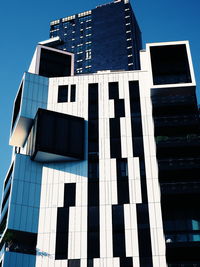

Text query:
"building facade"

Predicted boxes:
[[49, 0, 142, 74], [0, 39, 199, 267]]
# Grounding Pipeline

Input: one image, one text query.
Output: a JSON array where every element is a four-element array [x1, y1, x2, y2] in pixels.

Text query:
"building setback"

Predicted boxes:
[[0, 1, 200, 267], [49, 0, 142, 74]]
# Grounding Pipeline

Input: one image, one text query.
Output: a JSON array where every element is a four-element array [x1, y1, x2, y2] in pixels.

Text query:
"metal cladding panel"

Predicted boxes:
[[9, 73, 49, 147]]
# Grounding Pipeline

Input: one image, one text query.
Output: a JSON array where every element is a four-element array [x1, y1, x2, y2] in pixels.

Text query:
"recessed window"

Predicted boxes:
[[58, 85, 76, 103], [70, 85, 76, 102], [58, 85, 68, 103]]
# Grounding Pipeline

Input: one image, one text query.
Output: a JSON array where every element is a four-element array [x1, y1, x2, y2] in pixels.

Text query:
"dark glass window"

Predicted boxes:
[[64, 183, 76, 207], [150, 44, 192, 85], [71, 85, 76, 102], [68, 260, 80, 267], [88, 207, 99, 232], [109, 82, 119, 99], [112, 205, 126, 257], [120, 258, 133, 267], [12, 82, 23, 129], [110, 118, 122, 158], [55, 183, 76, 260], [87, 232, 100, 259], [88, 161, 99, 179], [58, 85, 68, 103], [88, 180, 99, 206], [115, 99, 125, 118], [117, 180, 130, 204], [117, 159, 128, 177]]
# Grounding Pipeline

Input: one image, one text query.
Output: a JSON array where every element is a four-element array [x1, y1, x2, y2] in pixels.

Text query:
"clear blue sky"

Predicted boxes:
[[0, 0, 200, 191]]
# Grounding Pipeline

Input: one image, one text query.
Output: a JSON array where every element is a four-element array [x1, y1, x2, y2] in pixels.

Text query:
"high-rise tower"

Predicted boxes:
[[49, 0, 142, 74]]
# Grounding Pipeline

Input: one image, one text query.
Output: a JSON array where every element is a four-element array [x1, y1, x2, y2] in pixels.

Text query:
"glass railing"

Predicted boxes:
[[156, 135, 200, 144], [158, 158, 200, 170], [154, 115, 199, 126], [165, 232, 200, 243], [161, 182, 200, 195]]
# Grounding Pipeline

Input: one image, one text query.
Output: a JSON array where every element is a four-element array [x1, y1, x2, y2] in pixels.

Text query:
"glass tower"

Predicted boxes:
[[49, 0, 142, 74]]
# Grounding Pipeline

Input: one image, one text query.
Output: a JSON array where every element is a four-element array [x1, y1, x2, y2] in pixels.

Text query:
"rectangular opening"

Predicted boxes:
[[58, 85, 68, 103], [150, 44, 192, 85], [12, 82, 23, 130], [4, 163, 13, 190], [70, 85, 76, 102], [39, 48, 72, 77]]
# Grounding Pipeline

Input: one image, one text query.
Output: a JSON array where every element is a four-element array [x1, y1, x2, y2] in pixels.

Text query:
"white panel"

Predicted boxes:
[[69, 207, 76, 232], [74, 231, 81, 259], [133, 257, 140, 267], [81, 259, 87, 267], [111, 180, 118, 205], [130, 205, 139, 257], [80, 231, 87, 259], [76, 182, 82, 207], [109, 100, 115, 118]]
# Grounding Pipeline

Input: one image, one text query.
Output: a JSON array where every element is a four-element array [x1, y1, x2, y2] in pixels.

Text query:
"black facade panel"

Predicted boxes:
[[58, 85, 68, 103], [87, 83, 100, 259], [109, 82, 119, 100], [110, 118, 122, 158], [68, 260, 80, 267], [112, 205, 126, 257], [120, 257, 133, 267], [64, 183, 76, 207], [55, 183, 76, 260], [30, 109, 84, 162], [39, 48, 72, 77], [71, 85, 76, 102]]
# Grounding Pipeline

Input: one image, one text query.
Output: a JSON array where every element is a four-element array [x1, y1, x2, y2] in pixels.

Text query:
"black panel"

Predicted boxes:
[[112, 205, 126, 257], [129, 81, 153, 266], [109, 82, 119, 99], [64, 183, 76, 207], [115, 99, 125, 118], [30, 108, 84, 161], [110, 118, 121, 158], [68, 259, 80, 267], [120, 257, 133, 267], [71, 85, 76, 102], [87, 259, 94, 267], [55, 183, 76, 260], [116, 159, 130, 204], [88, 180, 99, 206], [87, 83, 100, 260], [117, 180, 130, 204], [39, 48, 72, 77], [12, 82, 23, 130], [58, 85, 68, 103], [150, 45, 191, 85]]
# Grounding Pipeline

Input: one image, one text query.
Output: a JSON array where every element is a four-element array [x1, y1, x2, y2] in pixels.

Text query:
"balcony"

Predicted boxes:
[[166, 241, 200, 263], [161, 181, 200, 195], [156, 135, 200, 158], [158, 157, 200, 171], [150, 44, 192, 85]]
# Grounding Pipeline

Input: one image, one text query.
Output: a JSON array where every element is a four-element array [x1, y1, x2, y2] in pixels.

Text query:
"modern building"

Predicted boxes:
[[0, 38, 199, 267], [1, 0, 200, 266], [49, 0, 142, 74]]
